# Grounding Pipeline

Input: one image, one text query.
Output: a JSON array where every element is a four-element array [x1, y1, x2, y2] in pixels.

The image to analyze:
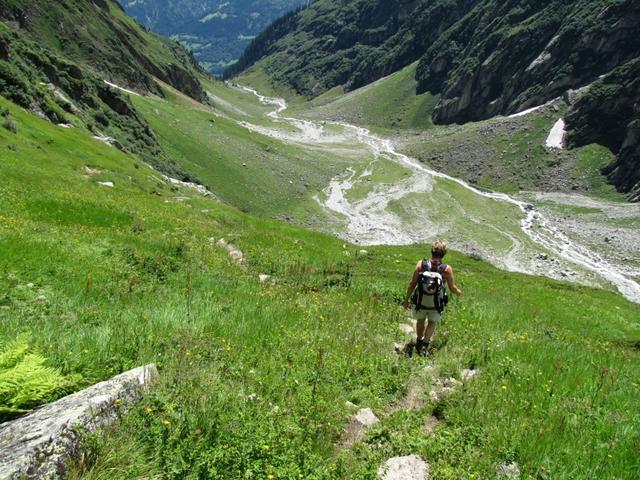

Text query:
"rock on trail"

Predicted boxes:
[[215, 238, 245, 265], [340, 408, 379, 447], [378, 455, 430, 480]]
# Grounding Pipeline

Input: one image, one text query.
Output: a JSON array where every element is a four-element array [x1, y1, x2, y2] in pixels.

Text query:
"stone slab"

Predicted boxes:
[[0, 364, 158, 480]]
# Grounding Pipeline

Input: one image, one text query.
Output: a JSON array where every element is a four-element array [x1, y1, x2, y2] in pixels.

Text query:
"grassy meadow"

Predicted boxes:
[[1, 92, 639, 479]]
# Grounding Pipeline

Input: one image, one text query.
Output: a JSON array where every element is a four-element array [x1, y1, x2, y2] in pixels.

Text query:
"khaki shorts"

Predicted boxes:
[[410, 306, 442, 322]]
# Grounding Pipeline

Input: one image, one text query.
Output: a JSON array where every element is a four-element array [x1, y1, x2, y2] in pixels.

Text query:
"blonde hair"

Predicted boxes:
[[431, 240, 448, 259]]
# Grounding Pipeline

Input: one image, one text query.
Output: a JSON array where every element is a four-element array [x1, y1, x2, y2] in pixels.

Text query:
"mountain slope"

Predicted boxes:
[[566, 59, 640, 202], [224, 0, 479, 94], [0, 0, 207, 180], [0, 0, 205, 99], [226, 0, 640, 200], [123, 0, 308, 74], [417, 0, 640, 124]]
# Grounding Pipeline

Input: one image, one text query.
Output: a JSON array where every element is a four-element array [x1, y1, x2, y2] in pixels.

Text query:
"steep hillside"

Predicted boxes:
[[417, 0, 640, 125], [0, 0, 204, 99], [0, 0, 206, 180], [566, 59, 640, 202], [224, 0, 478, 94], [123, 0, 307, 74], [1, 94, 639, 479]]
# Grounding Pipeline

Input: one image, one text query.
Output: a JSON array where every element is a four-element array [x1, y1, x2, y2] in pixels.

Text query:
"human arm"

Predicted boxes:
[[402, 260, 422, 309], [444, 266, 463, 296]]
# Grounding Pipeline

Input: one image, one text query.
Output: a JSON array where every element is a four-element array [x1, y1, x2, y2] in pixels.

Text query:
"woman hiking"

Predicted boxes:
[[402, 240, 463, 356]]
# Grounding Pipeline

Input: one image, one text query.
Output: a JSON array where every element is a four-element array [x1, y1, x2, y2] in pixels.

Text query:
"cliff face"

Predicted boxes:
[[421, 0, 640, 125], [566, 60, 640, 201]]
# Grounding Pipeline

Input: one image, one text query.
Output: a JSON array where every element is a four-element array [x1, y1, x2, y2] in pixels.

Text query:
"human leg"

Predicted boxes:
[[424, 320, 437, 343], [418, 312, 442, 355], [416, 317, 426, 344]]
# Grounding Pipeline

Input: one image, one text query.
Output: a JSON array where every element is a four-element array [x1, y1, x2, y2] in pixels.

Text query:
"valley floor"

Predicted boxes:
[[222, 80, 640, 304]]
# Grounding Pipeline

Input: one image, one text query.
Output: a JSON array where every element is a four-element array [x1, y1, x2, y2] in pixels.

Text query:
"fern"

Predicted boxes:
[[0, 334, 30, 369], [0, 336, 81, 420]]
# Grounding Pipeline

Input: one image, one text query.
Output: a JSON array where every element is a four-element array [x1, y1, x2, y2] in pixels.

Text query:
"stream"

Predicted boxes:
[[236, 86, 640, 304]]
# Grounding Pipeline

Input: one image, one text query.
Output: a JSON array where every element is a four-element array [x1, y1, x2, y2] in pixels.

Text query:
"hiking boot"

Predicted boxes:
[[416, 340, 430, 357], [402, 341, 415, 358]]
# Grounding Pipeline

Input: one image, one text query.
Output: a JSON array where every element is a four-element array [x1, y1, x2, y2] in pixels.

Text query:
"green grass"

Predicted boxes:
[[344, 159, 412, 203], [1, 92, 640, 479], [290, 63, 439, 133], [573, 144, 623, 201], [128, 84, 352, 222]]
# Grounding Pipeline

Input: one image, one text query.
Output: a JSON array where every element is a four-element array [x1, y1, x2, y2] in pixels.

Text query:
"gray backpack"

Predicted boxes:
[[412, 260, 448, 313]]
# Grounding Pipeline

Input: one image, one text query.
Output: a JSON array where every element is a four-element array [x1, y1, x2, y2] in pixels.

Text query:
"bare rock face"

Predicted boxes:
[[378, 455, 430, 480], [0, 364, 158, 480]]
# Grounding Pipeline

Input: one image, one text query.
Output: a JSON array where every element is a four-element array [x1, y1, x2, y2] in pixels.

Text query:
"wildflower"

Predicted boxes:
[[501, 385, 507, 390], [145, 406, 153, 414]]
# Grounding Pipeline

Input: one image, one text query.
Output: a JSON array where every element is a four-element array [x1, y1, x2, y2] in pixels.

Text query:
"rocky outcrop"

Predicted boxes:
[[424, 0, 640, 124], [0, 364, 158, 480], [566, 59, 640, 201]]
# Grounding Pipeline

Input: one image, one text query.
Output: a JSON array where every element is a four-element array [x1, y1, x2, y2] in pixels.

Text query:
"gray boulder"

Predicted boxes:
[[0, 364, 158, 480], [378, 455, 430, 480]]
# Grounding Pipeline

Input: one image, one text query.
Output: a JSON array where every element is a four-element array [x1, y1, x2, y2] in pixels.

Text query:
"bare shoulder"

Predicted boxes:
[[415, 259, 423, 270]]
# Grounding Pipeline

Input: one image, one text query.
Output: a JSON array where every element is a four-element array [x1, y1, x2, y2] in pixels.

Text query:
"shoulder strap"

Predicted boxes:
[[438, 263, 448, 275]]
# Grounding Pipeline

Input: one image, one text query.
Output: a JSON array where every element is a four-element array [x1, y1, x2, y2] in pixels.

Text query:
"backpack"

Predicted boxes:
[[412, 260, 449, 313]]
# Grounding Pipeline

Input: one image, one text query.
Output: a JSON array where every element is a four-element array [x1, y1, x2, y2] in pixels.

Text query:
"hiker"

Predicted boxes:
[[402, 240, 462, 356]]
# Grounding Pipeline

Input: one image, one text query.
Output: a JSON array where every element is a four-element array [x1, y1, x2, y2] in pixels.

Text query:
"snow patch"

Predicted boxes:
[[508, 105, 545, 118], [162, 175, 214, 197], [103, 80, 141, 97], [546, 118, 566, 149]]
